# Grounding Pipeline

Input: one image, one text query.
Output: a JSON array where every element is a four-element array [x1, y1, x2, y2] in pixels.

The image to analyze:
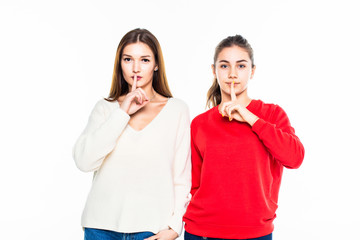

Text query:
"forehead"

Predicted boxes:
[[217, 46, 250, 62], [122, 42, 154, 57]]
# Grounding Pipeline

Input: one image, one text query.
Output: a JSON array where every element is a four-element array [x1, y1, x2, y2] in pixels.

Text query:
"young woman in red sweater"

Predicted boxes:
[[183, 35, 305, 240]]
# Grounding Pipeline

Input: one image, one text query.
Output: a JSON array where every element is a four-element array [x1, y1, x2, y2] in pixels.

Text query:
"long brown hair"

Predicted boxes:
[[206, 35, 255, 108], [106, 28, 172, 101]]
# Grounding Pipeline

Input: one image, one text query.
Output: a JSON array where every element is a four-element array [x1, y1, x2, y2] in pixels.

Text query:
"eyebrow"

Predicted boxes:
[[219, 59, 248, 63], [123, 54, 152, 58]]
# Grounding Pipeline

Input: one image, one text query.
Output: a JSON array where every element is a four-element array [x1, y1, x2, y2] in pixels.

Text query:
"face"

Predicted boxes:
[[212, 45, 255, 100], [121, 42, 158, 89]]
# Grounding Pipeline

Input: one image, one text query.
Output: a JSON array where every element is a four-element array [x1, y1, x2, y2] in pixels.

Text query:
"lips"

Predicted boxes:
[[132, 76, 142, 80]]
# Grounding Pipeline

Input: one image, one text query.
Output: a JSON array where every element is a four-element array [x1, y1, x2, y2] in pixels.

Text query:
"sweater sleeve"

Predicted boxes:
[[251, 105, 305, 169], [72, 100, 130, 172], [189, 120, 203, 197], [167, 105, 192, 236]]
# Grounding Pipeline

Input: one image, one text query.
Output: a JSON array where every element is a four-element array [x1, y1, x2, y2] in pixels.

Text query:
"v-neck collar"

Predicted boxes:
[[127, 98, 172, 133]]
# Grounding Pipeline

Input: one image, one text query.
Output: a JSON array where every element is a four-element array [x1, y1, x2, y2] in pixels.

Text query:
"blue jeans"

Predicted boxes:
[[184, 231, 272, 240], [84, 228, 154, 240]]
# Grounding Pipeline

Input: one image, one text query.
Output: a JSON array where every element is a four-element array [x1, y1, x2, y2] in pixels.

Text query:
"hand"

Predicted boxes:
[[219, 81, 259, 126], [144, 229, 178, 240], [118, 75, 150, 115]]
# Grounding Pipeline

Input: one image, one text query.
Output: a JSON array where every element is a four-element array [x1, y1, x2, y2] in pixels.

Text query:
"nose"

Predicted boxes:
[[228, 66, 237, 79], [132, 60, 140, 73]]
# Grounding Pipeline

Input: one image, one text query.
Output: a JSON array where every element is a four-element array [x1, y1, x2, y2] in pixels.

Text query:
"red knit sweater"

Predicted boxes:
[[183, 99, 304, 239]]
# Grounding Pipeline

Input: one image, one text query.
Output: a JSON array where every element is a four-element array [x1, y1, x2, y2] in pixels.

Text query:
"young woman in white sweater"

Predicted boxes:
[[73, 28, 191, 240]]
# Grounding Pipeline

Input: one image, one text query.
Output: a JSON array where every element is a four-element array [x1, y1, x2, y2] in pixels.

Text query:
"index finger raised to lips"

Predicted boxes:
[[230, 80, 236, 101], [132, 75, 137, 92]]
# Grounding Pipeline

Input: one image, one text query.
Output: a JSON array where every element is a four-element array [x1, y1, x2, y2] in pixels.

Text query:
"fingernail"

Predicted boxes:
[[232, 80, 235, 84], [229, 117, 232, 121], [222, 114, 224, 117]]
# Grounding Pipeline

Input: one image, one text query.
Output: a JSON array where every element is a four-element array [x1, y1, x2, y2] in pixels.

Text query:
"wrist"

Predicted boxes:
[[244, 114, 258, 126], [249, 116, 259, 126], [168, 227, 179, 237], [243, 108, 258, 126], [170, 228, 178, 234], [119, 102, 128, 114]]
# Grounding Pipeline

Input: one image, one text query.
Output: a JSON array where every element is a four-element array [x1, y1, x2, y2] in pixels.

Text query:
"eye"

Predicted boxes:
[[142, 58, 150, 63], [220, 64, 228, 69], [123, 58, 131, 62], [238, 64, 246, 68]]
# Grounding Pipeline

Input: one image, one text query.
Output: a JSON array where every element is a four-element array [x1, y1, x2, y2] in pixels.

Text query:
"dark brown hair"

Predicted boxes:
[[206, 35, 255, 108], [106, 28, 172, 101]]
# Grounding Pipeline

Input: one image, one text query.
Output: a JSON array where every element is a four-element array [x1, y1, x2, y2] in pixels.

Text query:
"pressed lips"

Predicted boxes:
[[132, 76, 142, 80]]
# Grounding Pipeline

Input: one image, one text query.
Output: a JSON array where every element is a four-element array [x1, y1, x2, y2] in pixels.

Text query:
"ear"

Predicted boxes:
[[154, 66, 158, 71], [250, 65, 256, 79], [211, 64, 216, 78]]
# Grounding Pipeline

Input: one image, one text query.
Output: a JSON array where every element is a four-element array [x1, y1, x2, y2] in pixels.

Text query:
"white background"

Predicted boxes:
[[1, 0, 359, 239]]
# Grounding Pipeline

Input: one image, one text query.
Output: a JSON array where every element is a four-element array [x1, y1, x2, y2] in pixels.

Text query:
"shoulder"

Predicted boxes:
[[252, 99, 278, 111], [252, 99, 288, 122], [191, 106, 215, 127], [91, 98, 119, 115], [167, 97, 189, 113]]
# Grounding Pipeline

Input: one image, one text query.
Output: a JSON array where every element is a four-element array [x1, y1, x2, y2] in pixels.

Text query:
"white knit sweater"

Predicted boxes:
[[73, 98, 191, 236]]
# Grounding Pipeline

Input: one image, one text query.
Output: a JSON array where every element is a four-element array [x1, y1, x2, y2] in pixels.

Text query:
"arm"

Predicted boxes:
[[72, 100, 130, 172], [189, 122, 203, 197], [252, 106, 305, 169], [167, 105, 192, 237]]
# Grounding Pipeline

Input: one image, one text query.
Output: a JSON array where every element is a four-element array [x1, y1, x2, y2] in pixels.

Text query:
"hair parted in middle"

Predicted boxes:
[[106, 28, 172, 102], [206, 35, 255, 108]]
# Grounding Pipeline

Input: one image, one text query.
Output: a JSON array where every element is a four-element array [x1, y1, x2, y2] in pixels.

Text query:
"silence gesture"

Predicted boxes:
[[119, 75, 150, 115], [218, 81, 259, 126]]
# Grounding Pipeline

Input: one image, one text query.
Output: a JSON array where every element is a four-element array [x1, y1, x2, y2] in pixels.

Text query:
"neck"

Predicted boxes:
[[144, 86, 156, 100]]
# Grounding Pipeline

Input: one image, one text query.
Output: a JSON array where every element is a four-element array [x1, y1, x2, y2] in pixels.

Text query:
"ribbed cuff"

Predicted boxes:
[[251, 118, 267, 134]]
